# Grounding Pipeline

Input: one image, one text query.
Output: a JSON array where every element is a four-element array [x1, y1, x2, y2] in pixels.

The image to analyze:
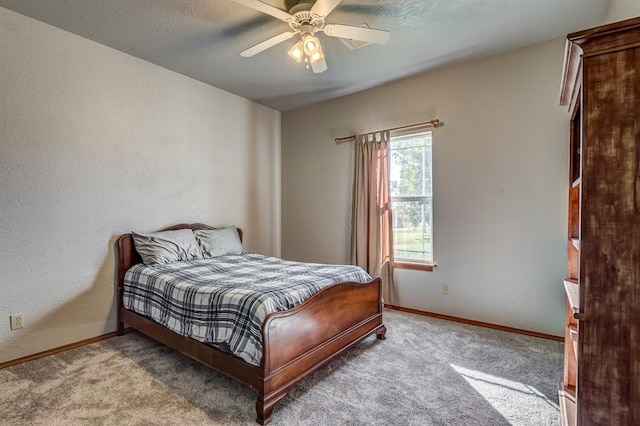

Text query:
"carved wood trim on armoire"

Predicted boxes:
[[558, 16, 640, 426]]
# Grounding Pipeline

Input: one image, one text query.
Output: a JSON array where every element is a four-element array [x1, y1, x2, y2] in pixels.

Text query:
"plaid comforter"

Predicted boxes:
[[123, 253, 372, 366]]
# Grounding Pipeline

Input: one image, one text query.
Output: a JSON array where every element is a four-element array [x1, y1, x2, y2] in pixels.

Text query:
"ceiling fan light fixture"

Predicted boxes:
[[287, 41, 304, 63], [309, 45, 325, 64], [302, 34, 321, 56]]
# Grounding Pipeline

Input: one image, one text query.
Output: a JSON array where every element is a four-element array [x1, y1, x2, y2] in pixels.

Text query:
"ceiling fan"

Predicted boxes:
[[233, 0, 391, 73]]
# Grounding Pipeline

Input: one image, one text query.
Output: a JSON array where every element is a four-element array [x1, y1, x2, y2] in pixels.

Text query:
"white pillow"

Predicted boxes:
[[132, 229, 203, 265], [193, 227, 243, 258]]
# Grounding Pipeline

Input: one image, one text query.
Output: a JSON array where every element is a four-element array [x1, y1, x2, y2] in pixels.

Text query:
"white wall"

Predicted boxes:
[[0, 8, 281, 363], [282, 39, 569, 336], [604, 0, 640, 23]]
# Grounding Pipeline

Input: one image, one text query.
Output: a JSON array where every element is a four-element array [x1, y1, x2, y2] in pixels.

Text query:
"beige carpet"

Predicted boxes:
[[0, 310, 563, 425]]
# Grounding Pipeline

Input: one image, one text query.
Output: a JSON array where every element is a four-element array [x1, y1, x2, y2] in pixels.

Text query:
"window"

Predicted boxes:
[[389, 130, 434, 266]]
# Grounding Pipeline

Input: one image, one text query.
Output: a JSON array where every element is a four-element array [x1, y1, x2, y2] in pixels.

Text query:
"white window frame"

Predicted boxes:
[[389, 129, 435, 269]]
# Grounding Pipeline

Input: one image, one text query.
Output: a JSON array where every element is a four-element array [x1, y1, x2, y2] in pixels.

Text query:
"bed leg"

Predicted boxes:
[[116, 320, 125, 336], [256, 391, 287, 425], [376, 325, 387, 340]]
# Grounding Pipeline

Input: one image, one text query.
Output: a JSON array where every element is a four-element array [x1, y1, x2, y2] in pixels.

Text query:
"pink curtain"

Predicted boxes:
[[351, 131, 396, 305]]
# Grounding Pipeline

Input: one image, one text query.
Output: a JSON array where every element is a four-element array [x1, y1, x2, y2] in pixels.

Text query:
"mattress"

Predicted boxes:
[[123, 253, 372, 366]]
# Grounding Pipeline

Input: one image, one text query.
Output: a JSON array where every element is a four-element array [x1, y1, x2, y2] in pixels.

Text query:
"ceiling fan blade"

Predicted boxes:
[[323, 24, 390, 44], [233, 0, 292, 22], [310, 0, 343, 17], [311, 57, 328, 73], [240, 31, 297, 57]]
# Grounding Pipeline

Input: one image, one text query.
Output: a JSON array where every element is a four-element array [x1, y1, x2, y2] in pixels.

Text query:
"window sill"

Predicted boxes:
[[394, 261, 437, 272]]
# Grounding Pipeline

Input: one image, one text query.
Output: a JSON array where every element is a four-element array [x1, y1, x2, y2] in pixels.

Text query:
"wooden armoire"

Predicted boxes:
[[558, 16, 640, 426]]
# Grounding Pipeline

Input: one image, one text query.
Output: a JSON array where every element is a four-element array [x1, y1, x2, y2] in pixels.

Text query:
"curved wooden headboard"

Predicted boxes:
[[116, 223, 244, 289]]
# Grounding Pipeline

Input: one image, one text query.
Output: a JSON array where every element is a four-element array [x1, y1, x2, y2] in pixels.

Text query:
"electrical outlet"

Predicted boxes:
[[10, 314, 23, 330], [442, 284, 449, 295]]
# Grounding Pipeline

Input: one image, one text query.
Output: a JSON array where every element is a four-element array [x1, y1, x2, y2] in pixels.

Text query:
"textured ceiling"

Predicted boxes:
[[0, 0, 611, 111]]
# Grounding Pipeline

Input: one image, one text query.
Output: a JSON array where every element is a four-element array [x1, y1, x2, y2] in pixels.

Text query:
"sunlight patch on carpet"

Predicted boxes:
[[450, 364, 559, 425]]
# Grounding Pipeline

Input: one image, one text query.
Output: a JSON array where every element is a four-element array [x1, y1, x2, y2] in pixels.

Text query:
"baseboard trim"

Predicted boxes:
[[0, 327, 134, 369], [384, 305, 563, 342]]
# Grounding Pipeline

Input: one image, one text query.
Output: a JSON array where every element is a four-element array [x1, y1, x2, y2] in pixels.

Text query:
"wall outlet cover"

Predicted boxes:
[[10, 313, 24, 330]]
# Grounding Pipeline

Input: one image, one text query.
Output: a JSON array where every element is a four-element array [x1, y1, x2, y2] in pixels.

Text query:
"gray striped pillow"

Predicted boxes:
[[132, 229, 203, 265], [193, 227, 243, 258]]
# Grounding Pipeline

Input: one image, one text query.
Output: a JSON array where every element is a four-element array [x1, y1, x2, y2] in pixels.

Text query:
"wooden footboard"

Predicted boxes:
[[116, 223, 385, 425], [257, 279, 385, 424]]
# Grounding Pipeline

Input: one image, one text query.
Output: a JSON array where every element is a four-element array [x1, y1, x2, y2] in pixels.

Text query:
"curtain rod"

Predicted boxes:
[[334, 119, 442, 143]]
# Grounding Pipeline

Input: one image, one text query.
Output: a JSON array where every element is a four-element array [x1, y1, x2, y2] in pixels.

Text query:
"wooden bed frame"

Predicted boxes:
[[116, 223, 386, 424]]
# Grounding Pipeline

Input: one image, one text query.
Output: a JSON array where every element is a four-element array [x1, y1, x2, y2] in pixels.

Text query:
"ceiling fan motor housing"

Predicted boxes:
[[288, 2, 325, 33]]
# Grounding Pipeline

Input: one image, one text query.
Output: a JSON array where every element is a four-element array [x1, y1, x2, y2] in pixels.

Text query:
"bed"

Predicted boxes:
[[116, 223, 386, 424]]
